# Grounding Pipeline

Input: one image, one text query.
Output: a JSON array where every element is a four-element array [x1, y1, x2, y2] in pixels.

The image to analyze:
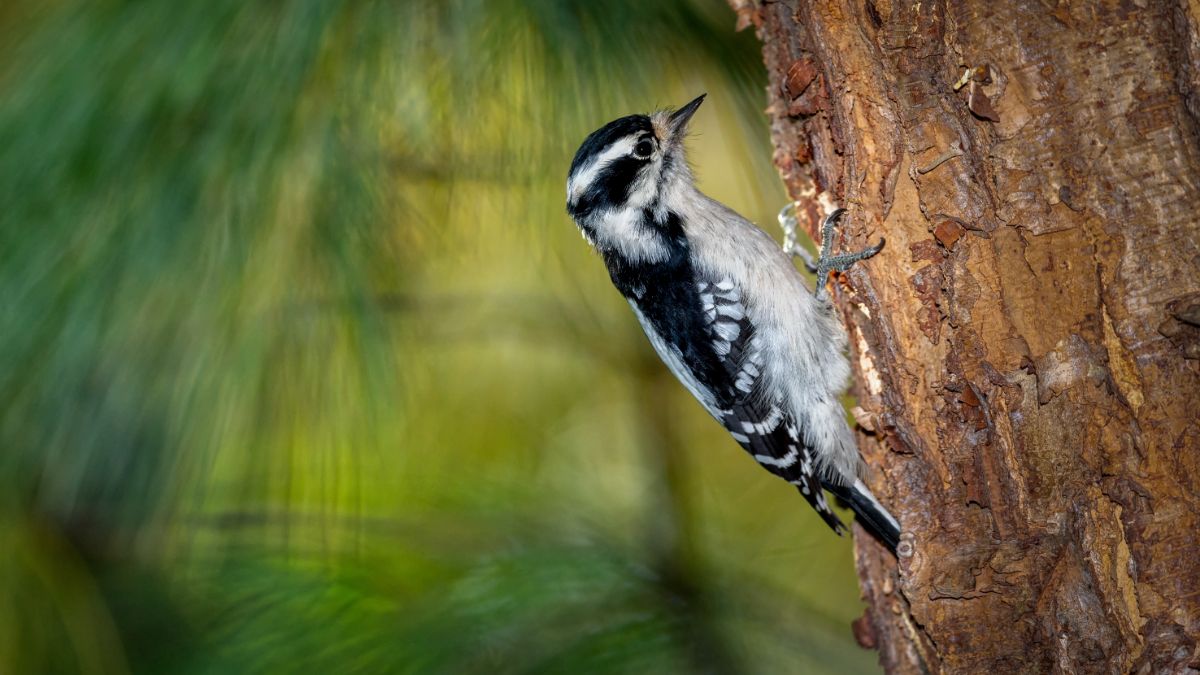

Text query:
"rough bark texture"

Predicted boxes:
[[733, 1, 1200, 672]]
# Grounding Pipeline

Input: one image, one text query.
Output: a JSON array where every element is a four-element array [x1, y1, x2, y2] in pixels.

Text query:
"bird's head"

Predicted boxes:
[[565, 95, 705, 258]]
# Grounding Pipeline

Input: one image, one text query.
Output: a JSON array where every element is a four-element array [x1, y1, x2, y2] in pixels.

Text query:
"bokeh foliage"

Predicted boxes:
[[0, 1, 876, 673]]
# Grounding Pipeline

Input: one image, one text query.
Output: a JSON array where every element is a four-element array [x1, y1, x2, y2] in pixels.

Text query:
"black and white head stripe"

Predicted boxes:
[[565, 98, 706, 266], [565, 97, 703, 221], [566, 114, 656, 216]]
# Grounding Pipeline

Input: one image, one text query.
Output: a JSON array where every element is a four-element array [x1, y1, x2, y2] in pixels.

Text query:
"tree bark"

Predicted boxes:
[[732, 1, 1200, 672]]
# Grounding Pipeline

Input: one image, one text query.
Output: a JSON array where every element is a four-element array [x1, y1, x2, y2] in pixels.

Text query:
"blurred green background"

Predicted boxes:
[[0, 1, 876, 673]]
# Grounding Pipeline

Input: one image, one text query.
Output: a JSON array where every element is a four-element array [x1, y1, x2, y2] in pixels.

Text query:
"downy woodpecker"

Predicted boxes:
[[565, 94, 900, 550]]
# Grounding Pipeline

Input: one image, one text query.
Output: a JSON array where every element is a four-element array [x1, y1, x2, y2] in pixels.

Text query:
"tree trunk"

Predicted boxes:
[[732, 1, 1200, 671]]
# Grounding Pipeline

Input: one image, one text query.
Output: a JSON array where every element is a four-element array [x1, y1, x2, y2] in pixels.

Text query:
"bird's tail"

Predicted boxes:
[[823, 478, 901, 552]]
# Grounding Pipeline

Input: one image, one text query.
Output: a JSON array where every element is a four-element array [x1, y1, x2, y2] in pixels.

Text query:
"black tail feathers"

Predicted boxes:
[[823, 479, 901, 552]]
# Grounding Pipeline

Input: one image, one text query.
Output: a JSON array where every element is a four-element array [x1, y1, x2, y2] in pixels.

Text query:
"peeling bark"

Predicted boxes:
[[735, 1, 1200, 671]]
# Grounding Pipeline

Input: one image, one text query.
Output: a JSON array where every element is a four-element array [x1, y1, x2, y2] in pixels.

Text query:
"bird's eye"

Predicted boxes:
[[633, 138, 655, 159]]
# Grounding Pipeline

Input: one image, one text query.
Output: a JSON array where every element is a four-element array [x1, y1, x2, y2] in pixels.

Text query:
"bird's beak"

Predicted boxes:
[[668, 93, 706, 137]]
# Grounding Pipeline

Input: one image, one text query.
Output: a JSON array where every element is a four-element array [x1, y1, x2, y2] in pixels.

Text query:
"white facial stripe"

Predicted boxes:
[[592, 206, 669, 263], [624, 162, 659, 208], [567, 136, 637, 201]]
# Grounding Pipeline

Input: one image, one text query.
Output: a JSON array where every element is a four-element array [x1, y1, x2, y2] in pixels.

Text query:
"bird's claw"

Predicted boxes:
[[777, 203, 884, 299], [813, 208, 884, 300]]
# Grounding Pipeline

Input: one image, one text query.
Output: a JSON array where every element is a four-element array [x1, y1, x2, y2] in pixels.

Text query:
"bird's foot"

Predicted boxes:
[[813, 208, 884, 300], [778, 204, 884, 300]]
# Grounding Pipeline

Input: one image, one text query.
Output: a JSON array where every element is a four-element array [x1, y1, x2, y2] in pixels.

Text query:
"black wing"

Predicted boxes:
[[693, 277, 847, 535], [626, 263, 899, 546]]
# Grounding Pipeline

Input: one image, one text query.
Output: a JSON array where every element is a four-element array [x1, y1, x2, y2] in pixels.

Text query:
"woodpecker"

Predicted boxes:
[[565, 94, 899, 550]]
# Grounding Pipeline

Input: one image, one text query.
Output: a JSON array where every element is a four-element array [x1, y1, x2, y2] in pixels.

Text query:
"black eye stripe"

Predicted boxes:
[[599, 156, 645, 200], [568, 114, 653, 180], [567, 155, 646, 219]]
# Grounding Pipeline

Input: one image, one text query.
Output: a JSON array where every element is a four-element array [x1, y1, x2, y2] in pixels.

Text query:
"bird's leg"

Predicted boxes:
[[813, 208, 884, 301], [777, 203, 818, 273]]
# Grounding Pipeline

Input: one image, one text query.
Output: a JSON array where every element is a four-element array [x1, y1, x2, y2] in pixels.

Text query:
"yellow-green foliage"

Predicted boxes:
[[0, 1, 873, 673]]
